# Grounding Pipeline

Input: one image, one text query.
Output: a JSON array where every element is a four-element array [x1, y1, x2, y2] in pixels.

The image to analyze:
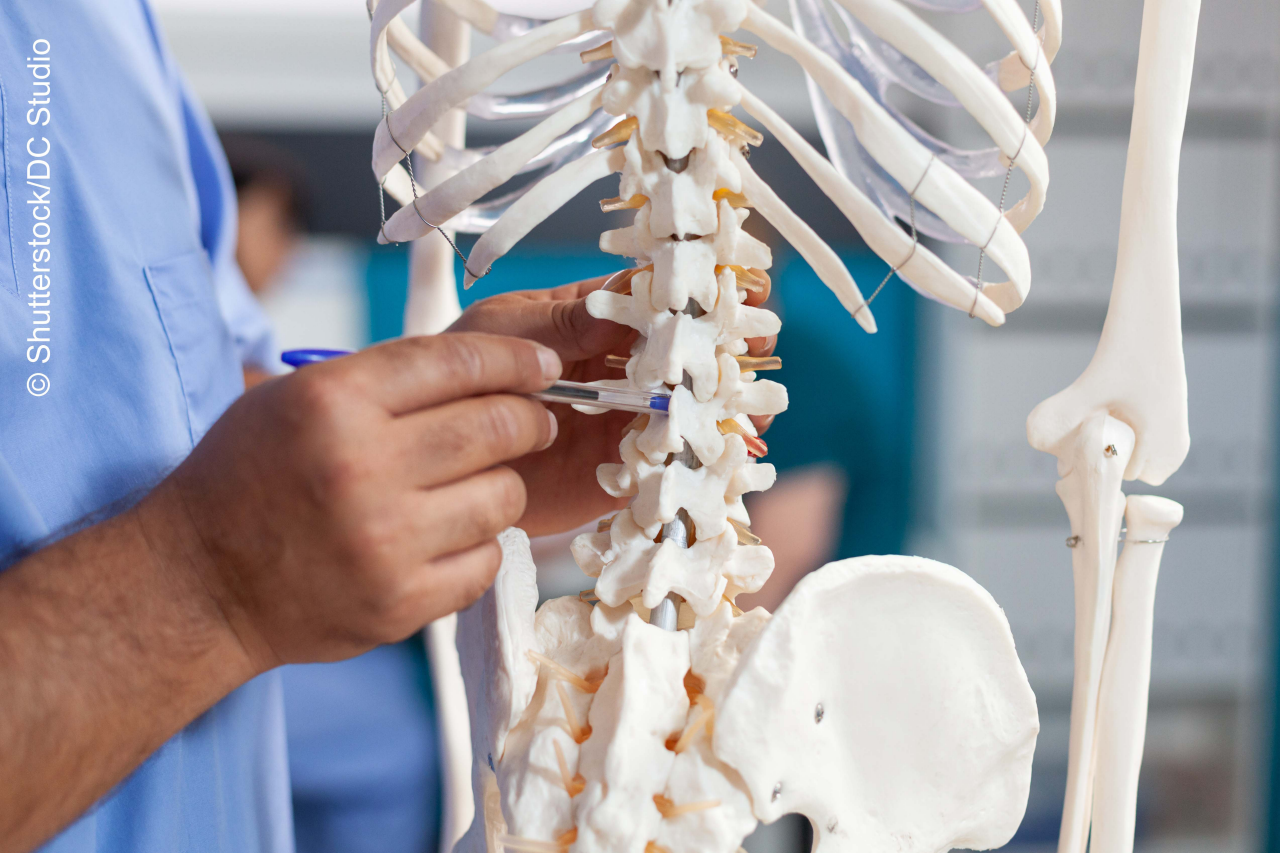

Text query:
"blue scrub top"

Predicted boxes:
[[0, 2, 289, 852]]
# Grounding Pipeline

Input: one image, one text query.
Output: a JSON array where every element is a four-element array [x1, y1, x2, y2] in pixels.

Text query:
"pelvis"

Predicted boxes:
[[456, 530, 1038, 853]]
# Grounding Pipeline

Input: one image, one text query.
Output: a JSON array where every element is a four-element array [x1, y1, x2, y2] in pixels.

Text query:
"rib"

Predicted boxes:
[[467, 62, 611, 121], [369, 0, 446, 161], [993, 0, 1063, 96], [374, 10, 595, 180], [371, 0, 450, 87], [982, 0, 1059, 144], [743, 4, 1038, 307], [380, 91, 603, 243], [387, 17, 452, 82], [464, 146, 626, 287], [832, 0, 1051, 217], [730, 149, 877, 333], [380, 162, 417, 208], [737, 87, 1007, 325]]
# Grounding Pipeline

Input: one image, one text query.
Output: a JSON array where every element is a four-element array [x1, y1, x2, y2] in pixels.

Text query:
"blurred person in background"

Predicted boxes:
[[221, 134, 309, 387], [736, 255, 915, 612], [223, 133, 445, 853]]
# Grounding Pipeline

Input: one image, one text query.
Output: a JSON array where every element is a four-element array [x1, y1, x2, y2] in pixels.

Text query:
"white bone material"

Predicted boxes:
[[729, 151, 875, 333], [713, 555, 1039, 852], [381, 91, 604, 244], [1091, 495, 1183, 853], [410, 6, 474, 850], [735, 88, 1006, 326], [1024, 0, 1199, 850], [1052, 414, 1134, 853], [464, 147, 626, 287], [1027, 0, 1196, 487], [742, 5, 1043, 265], [374, 11, 596, 179]]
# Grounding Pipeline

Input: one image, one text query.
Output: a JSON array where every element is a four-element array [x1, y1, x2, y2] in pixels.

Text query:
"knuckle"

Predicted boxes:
[[457, 469, 526, 542], [437, 335, 491, 390], [477, 398, 537, 456], [486, 466, 528, 526], [551, 301, 578, 345], [344, 522, 399, 583], [290, 371, 346, 421], [456, 540, 503, 607]]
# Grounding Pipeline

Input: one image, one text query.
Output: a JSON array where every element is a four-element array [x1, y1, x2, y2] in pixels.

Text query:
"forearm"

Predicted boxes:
[[0, 482, 259, 853]]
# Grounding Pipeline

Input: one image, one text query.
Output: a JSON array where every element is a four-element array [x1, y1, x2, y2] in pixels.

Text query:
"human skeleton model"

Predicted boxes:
[[364, 0, 1198, 849]]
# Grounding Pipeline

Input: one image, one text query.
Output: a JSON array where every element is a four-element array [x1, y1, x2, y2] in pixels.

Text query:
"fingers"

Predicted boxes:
[[416, 465, 528, 557], [746, 334, 776, 435], [742, 269, 772, 307], [394, 394, 556, 488], [417, 538, 505, 622], [746, 334, 777, 359], [749, 414, 775, 436], [378, 538, 506, 641], [320, 333, 562, 416], [451, 287, 631, 362]]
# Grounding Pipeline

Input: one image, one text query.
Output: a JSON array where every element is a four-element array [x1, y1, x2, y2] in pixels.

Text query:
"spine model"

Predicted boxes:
[[496, 7, 789, 852], [577, 0, 785, 626]]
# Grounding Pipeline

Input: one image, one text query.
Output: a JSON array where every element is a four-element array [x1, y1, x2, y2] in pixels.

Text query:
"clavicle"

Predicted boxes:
[[719, 35, 758, 58], [592, 116, 638, 149], [528, 651, 602, 693], [712, 188, 750, 208], [706, 109, 763, 148], [653, 792, 722, 818], [553, 740, 586, 797], [580, 40, 613, 63], [718, 420, 768, 458], [600, 194, 648, 213]]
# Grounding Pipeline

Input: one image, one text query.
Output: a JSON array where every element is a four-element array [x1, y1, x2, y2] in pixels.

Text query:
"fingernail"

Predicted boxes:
[[537, 346, 562, 382], [542, 408, 559, 450]]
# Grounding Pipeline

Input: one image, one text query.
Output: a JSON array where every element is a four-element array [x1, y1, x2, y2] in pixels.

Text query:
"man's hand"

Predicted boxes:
[[163, 333, 563, 669], [0, 333, 562, 852], [449, 273, 777, 537]]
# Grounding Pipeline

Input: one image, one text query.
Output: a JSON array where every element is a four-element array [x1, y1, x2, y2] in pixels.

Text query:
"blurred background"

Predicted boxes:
[[153, 0, 1277, 850]]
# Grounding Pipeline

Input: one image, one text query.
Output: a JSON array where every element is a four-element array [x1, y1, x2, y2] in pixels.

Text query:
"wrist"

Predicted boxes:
[[130, 478, 273, 683]]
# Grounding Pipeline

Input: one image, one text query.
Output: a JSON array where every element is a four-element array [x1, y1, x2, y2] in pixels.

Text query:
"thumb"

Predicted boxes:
[[539, 297, 631, 362]]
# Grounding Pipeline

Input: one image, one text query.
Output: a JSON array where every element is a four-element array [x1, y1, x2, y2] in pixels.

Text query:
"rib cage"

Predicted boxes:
[[369, 0, 1057, 321]]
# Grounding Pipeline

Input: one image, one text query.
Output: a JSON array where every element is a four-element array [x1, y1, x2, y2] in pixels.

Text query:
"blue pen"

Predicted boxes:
[[281, 349, 670, 415]]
